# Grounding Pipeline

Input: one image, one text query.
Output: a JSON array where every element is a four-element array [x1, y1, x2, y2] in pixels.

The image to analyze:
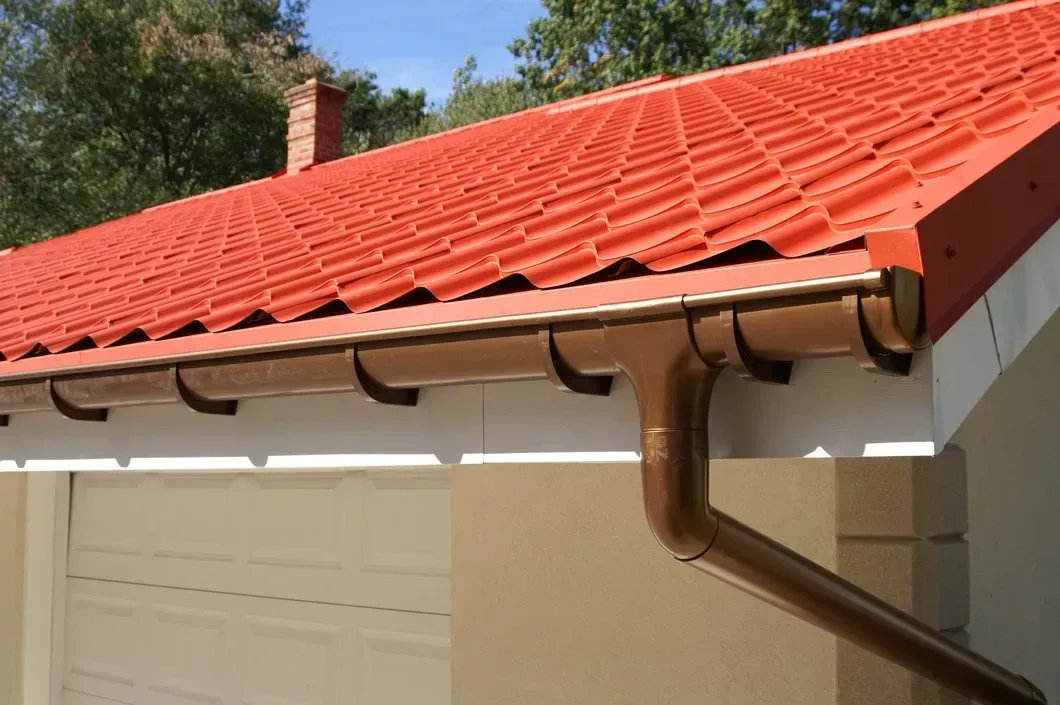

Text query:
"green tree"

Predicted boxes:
[[335, 57, 536, 154], [393, 55, 539, 143], [0, 0, 49, 112], [431, 55, 538, 131], [509, 0, 756, 99], [1, 0, 328, 248], [0, 0, 52, 244], [510, 0, 1017, 100], [334, 68, 430, 154]]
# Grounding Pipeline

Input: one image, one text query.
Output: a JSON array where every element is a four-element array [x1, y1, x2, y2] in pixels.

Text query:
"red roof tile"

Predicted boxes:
[[3, 0, 1060, 368]]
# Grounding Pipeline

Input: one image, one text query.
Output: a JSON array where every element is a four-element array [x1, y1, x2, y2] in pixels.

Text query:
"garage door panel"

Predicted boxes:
[[358, 629, 452, 705], [64, 578, 451, 705], [246, 473, 348, 571], [63, 690, 129, 705], [155, 474, 238, 563], [148, 604, 230, 705], [64, 593, 141, 702], [67, 470, 450, 615], [241, 616, 341, 705], [361, 471, 451, 578], [68, 474, 149, 557]]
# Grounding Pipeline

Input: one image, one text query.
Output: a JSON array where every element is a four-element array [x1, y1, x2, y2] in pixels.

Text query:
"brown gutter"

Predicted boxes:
[[0, 267, 1047, 704]]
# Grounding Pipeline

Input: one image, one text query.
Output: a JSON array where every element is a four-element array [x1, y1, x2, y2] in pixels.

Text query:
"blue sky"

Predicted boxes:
[[306, 0, 546, 105]]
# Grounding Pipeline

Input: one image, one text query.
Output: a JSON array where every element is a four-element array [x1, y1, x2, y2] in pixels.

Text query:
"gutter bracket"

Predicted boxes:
[[171, 367, 237, 416], [539, 327, 612, 396], [720, 308, 792, 384], [347, 345, 419, 406], [46, 379, 107, 422], [843, 293, 913, 376]]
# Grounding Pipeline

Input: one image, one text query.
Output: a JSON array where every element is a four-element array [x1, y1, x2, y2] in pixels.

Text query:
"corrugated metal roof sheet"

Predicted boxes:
[[3, 0, 1060, 364]]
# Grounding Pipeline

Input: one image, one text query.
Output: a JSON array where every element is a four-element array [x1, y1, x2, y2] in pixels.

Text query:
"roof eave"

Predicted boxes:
[[0, 260, 919, 419], [0, 251, 877, 383]]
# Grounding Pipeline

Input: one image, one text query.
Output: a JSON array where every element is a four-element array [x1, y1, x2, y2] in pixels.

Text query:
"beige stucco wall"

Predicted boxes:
[[453, 459, 838, 705], [0, 472, 26, 705], [954, 310, 1060, 697], [452, 455, 968, 705]]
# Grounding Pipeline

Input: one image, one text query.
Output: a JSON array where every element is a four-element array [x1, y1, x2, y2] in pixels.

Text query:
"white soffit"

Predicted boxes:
[[0, 356, 935, 472], [931, 216, 1060, 448]]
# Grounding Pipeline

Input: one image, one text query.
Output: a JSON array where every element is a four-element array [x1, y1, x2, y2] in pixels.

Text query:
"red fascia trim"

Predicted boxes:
[[0, 251, 873, 380], [909, 114, 1060, 341]]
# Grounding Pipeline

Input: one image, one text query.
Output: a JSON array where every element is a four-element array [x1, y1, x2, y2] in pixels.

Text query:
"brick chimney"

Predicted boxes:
[[283, 78, 348, 174]]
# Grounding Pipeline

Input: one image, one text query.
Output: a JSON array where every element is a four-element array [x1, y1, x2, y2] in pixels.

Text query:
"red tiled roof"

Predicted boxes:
[[3, 0, 1060, 370]]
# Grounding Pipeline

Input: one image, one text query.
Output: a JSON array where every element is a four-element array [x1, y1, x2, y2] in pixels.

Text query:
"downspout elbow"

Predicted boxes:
[[1024, 677, 1049, 704], [601, 314, 723, 563], [640, 427, 719, 561]]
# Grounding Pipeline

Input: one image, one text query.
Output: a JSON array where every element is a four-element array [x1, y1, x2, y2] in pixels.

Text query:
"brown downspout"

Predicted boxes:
[[604, 314, 1047, 705]]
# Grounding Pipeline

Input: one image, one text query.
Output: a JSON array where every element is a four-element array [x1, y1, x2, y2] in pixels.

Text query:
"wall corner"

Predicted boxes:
[[834, 450, 970, 705]]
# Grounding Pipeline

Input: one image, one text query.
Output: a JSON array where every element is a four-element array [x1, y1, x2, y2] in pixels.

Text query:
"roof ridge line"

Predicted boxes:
[[547, 0, 1056, 115]]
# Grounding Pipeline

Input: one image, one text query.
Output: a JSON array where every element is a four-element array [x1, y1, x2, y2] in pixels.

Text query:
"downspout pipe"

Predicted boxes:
[[604, 315, 1048, 705]]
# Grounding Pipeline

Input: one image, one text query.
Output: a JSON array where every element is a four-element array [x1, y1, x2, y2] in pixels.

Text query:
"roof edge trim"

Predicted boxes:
[[0, 252, 879, 382]]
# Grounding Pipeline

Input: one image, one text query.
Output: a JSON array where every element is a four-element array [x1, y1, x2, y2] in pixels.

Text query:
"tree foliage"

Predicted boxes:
[[334, 68, 430, 154], [1, 0, 327, 247], [0, 0, 52, 243], [510, 0, 1017, 99], [332, 56, 539, 152], [0, 0, 48, 110], [429, 56, 539, 131]]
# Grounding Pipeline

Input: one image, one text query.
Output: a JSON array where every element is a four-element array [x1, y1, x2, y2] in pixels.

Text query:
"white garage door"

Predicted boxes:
[[61, 470, 451, 705]]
